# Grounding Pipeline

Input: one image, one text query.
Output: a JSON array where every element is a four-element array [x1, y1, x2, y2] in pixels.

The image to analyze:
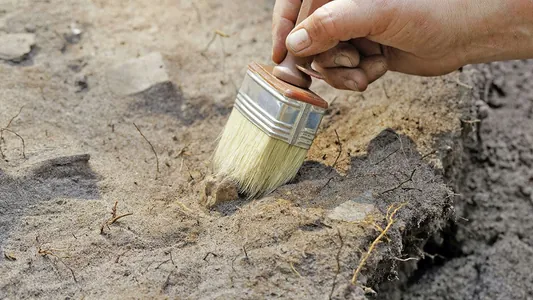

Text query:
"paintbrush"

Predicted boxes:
[[213, 0, 329, 198]]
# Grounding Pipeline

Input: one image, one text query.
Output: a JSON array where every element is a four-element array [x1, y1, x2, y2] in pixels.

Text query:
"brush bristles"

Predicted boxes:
[[213, 109, 308, 198]]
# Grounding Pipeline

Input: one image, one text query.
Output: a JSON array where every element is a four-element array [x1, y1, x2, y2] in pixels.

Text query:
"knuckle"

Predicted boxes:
[[277, 0, 302, 19], [315, 49, 334, 63], [329, 80, 346, 90], [380, 46, 396, 71], [286, 0, 302, 7], [310, 6, 339, 41]]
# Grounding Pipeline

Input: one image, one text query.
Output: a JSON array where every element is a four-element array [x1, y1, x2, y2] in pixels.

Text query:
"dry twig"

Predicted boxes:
[[453, 78, 473, 89], [329, 229, 344, 299], [0, 106, 26, 159], [203, 252, 218, 261], [328, 129, 342, 175], [100, 200, 133, 234], [133, 123, 160, 179], [392, 256, 419, 262], [4, 251, 16, 261], [202, 30, 230, 53], [374, 147, 400, 165], [380, 169, 416, 195], [176, 200, 193, 213], [290, 262, 302, 278], [421, 149, 438, 159], [318, 130, 343, 192], [38, 245, 77, 283], [115, 249, 130, 263], [381, 81, 390, 99]]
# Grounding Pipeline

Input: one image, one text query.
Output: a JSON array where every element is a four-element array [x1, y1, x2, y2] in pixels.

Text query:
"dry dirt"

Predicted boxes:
[[2, 1, 526, 299]]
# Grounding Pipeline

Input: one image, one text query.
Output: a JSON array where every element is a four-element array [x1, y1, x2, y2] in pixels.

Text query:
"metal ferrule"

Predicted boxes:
[[234, 70, 326, 149]]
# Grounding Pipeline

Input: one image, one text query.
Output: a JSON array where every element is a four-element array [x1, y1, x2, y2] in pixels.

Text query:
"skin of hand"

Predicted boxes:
[[272, 0, 533, 91]]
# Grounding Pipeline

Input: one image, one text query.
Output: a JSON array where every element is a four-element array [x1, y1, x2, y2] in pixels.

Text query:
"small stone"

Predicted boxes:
[[475, 100, 490, 119], [487, 81, 505, 108], [200, 175, 239, 208], [106, 52, 170, 96], [64, 22, 83, 44], [74, 73, 88, 92], [327, 190, 376, 222], [0, 33, 36, 61], [25, 24, 37, 33], [519, 184, 532, 197]]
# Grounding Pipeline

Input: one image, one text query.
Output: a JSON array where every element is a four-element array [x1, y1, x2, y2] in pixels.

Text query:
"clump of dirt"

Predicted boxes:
[[379, 61, 533, 299], [199, 175, 239, 208]]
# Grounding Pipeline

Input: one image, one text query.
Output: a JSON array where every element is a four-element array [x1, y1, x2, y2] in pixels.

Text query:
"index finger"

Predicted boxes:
[[272, 0, 302, 64]]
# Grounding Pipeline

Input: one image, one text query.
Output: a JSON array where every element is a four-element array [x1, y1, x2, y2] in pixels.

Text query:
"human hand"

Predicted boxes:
[[272, 0, 533, 91]]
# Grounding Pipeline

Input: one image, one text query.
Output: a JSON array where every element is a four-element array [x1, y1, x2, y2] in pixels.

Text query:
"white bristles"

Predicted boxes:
[[213, 109, 308, 198]]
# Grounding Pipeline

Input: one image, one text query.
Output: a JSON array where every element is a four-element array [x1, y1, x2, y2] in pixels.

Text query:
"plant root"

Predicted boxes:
[[351, 202, 407, 285]]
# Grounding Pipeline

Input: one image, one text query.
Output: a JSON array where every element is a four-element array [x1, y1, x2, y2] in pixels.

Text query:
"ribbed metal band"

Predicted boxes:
[[234, 70, 326, 149]]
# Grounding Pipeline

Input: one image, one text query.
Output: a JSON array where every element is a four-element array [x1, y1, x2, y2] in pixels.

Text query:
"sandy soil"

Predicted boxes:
[[0, 1, 512, 299]]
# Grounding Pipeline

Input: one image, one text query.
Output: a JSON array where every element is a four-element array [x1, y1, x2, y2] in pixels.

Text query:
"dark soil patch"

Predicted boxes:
[[379, 60, 533, 299]]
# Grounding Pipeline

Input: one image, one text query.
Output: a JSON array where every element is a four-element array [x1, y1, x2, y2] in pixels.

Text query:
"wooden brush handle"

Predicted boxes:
[[273, 0, 330, 88]]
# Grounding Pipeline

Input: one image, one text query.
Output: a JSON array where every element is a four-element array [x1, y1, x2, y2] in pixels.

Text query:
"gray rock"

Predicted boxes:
[[106, 52, 170, 96], [327, 190, 376, 222], [475, 100, 490, 119], [0, 33, 35, 61], [24, 24, 37, 33]]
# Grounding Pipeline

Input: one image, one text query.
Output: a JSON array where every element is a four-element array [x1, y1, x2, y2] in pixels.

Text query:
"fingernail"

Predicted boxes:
[[287, 29, 311, 53], [334, 55, 353, 67], [345, 80, 358, 91]]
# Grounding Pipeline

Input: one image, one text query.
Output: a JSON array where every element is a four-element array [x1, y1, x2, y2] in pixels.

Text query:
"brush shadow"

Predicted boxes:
[[129, 82, 231, 126], [292, 160, 336, 183], [0, 154, 101, 248], [214, 197, 249, 216], [274, 128, 439, 209]]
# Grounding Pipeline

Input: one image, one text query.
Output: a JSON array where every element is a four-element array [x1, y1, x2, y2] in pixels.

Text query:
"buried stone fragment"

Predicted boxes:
[[0, 33, 36, 62], [106, 52, 170, 96], [327, 190, 377, 222]]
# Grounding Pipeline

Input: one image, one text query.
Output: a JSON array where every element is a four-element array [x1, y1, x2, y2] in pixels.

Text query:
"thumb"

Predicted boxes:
[[286, 0, 376, 57]]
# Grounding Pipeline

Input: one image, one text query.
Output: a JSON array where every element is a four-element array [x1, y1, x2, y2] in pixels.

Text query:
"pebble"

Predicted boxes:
[[64, 22, 83, 44], [24, 24, 37, 33], [475, 100, 490, 119], [327, 190, 376, 222], [106, 52, 170, 96], [0, 33, 35, 61]]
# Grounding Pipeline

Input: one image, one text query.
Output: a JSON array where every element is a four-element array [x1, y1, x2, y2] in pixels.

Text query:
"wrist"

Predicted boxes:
[[460, 0, 533, 65]]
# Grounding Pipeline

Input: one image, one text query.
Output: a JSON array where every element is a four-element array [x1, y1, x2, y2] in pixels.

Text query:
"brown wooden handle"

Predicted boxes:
[[273, 0, 329, 88]]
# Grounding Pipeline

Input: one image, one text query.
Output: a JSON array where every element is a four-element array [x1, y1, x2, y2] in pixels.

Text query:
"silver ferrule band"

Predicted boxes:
[[234, 70, 326, 150]]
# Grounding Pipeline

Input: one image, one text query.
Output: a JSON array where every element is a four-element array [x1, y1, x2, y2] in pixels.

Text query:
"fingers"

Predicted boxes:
[[350, 38, 382, 56], [315, 55, 388, 91], [314, 42, 360, 68], [286, 0, 374, 56], [382, 46, 460, 76], [314, 66, 368, 91], [358, 55, 388, 84], [272, 0, 302, 64]]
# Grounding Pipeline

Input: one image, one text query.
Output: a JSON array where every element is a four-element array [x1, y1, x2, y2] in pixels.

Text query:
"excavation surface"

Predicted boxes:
[[1, 1, 530, 299]]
